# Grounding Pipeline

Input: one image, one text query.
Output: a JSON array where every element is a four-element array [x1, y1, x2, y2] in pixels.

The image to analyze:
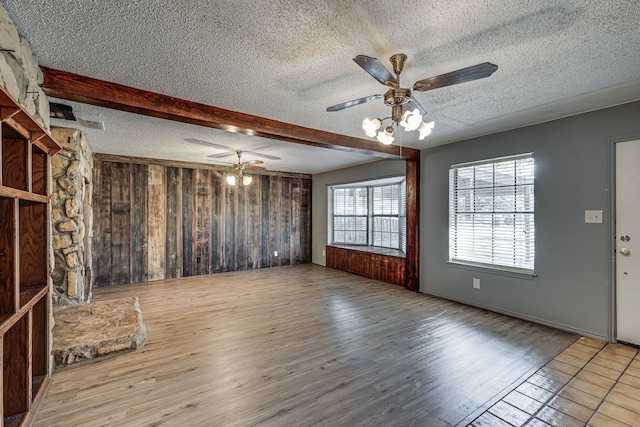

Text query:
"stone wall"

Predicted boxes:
[[0, 5, 50, 130], [51, 128, 94, 304]]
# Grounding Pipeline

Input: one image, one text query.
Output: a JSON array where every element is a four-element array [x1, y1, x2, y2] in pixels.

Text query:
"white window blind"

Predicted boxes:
[[333, 187, 368, 244], [372, 184, 404, 250], [449, 154, 535, 273]]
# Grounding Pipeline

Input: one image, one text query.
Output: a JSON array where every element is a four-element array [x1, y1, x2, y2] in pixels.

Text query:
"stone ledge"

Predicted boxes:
[[53, 297, 146, 368]]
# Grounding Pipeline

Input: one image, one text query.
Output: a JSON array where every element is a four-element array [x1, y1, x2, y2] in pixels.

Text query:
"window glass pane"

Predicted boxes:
[[475, 164, 494, 188], [371, 183, 402, 249], [494, 161, 515, 186], [449, 155, 535, 272], [331, 186, 368, 245], [494, 186, 515, 212]]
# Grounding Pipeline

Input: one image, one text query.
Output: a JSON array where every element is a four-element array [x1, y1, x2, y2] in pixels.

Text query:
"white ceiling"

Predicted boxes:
[[3, 0, 640, 174]]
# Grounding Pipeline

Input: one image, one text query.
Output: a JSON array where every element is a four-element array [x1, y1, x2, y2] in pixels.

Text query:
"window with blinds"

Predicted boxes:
[[333, 187, 368, 244], [372, 183, 406, 250], [331, 180, 406, 250], [449, 154, 535, 273]]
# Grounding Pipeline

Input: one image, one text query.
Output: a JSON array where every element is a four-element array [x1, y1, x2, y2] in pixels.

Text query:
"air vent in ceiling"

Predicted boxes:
[[49, 102, 76, 120]]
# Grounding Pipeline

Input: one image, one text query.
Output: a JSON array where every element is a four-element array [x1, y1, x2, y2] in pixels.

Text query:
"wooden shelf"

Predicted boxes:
[[2, 375, 50, 427], [0, 86, 59, 156], [0, 78, 59, 427], [20, 285, 48, 312], [0, 186, 48, 203], [0, 286, 47, 337]]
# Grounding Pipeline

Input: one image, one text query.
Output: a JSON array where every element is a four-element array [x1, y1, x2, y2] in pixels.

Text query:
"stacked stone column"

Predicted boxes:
[[50, 128, 94, 304]]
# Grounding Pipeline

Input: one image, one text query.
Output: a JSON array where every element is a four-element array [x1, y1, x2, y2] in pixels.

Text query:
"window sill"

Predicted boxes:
[[329, 244, 406, 258], [447, 261, 536, 280]]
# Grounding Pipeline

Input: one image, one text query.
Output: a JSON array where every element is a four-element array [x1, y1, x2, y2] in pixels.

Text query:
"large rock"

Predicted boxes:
[[0, 52, 19, 99], [1, 51, 26, 103], [0, 5, 20, 53], [18, 36, 41, 85], [52, 297, 147, 367], [35, 87, 50, 130]]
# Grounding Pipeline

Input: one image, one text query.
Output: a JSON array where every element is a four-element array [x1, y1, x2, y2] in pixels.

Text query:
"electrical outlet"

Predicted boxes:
[[196, 256, 201, 263], [322, 249, 326, 256], [585, 210, 603, 223], [274, 251, 278, 257], [473, 278, 480, 289]]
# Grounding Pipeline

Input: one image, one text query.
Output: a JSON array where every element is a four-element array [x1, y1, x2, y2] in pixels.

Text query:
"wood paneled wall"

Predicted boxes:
[[92, 159, 311, 287]]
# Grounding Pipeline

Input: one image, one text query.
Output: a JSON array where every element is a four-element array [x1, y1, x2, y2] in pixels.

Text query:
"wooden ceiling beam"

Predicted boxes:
[[41, 67, 420, 160]]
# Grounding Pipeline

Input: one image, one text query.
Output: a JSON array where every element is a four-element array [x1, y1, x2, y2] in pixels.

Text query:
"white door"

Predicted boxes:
[[616, 139, 640, 346]]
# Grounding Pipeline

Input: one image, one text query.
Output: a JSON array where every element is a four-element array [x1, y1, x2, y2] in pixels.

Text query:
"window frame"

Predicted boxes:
[[329, 178, 406, 252], [448, 153, 535, 277], [331, 187, 369, 246]]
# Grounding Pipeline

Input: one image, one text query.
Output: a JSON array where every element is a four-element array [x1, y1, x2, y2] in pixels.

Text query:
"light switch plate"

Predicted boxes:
[[585, 210, 603, 223]]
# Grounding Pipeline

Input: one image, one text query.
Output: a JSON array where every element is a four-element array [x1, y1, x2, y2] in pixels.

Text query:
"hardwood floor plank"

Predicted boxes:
[[36, 265, 576, 426]]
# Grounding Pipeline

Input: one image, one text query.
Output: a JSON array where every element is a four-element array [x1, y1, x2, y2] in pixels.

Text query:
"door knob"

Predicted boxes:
[[620, 248, 631, 256]]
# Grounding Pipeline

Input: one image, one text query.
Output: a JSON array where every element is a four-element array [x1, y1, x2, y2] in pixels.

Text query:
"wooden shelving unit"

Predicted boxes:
[[0, 85, 60, 427]]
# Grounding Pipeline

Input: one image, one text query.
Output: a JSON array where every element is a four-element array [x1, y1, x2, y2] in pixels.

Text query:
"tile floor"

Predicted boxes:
[[470, 337, 640, 426]]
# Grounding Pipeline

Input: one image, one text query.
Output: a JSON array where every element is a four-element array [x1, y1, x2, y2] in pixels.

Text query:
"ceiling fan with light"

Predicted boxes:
[[326, 54, 498, 144], [226, 151, 265, 186]]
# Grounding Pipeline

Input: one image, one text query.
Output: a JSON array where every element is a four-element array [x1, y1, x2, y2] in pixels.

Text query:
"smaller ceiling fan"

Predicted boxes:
[[227, 151, 266, 186], [327, 54, 498, 144]]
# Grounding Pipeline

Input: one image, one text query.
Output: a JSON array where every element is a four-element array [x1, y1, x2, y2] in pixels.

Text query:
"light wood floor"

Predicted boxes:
[[36, 265, 578, 427]]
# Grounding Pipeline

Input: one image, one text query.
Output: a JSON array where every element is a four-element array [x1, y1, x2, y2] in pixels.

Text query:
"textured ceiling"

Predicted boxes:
[[3, 0, 640, 174]]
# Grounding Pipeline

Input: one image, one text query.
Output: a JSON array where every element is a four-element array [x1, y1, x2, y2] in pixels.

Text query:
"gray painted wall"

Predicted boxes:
[[311, 160, 406, 265], [421, 101, 640, 340]]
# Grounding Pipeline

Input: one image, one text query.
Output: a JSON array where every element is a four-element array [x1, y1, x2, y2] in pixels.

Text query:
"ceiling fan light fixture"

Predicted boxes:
[[226, 175, 237, 186], [327, 53, 497, 146], [400, 109, 423, 131], [362, 117, 381, 137], [377, 126, 395, 145], [417, 120, 435, 140], [242, 175, 253, 186]]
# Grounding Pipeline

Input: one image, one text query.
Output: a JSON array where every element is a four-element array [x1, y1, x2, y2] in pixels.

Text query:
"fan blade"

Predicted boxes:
[[353, 55, 398, 87], [245, 165, 266, 171], [413, 62, 498, 92], [244, 151, 281, 161], [207, 152, 236, 159], [326, 94, 383, 112], [244, 159, 264, 166], [185, 138, 235, 152], [406, 96, 427, 117]]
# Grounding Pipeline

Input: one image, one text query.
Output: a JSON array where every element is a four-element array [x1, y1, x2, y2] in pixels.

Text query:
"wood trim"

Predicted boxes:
[[0, 186, 49, 203], [27, 140, 33, 193], [4, 117, 30, 140], [0, 106, 21, 122], [12, 197, 19, 313], [26, 309, 34, 409], [41, 67, 420, 160], [24, 376, 51, 427], [405, 158, 420, 292]]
